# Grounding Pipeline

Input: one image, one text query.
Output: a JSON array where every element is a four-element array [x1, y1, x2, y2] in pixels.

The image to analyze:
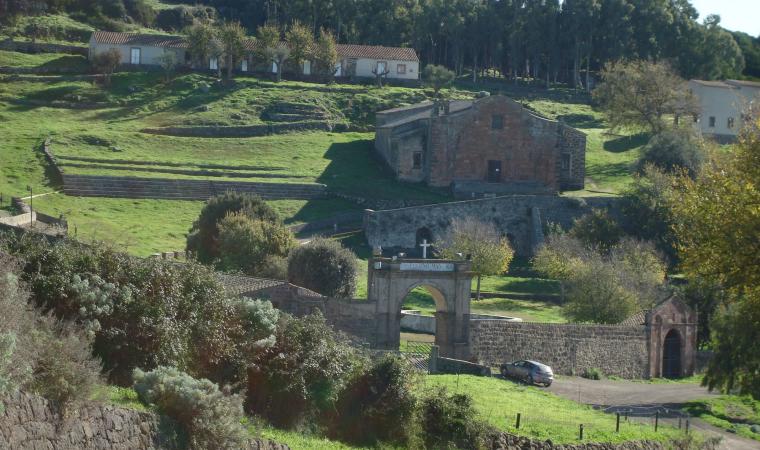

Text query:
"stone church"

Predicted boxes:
[[374, 95, 586, 196]]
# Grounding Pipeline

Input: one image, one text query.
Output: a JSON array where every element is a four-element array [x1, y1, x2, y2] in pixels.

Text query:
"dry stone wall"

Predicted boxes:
[[0, 391, 289, 450], [490, 433, 665, 450], [470, 321, 650, 379]]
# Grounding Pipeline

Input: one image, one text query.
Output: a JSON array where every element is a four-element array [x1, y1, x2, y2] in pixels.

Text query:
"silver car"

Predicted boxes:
[[500, 360, 554, 387]]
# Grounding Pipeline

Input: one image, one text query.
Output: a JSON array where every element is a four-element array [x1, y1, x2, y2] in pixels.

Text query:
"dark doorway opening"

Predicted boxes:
[[663, 329, 682, 378], [487, 160, 502, 183]]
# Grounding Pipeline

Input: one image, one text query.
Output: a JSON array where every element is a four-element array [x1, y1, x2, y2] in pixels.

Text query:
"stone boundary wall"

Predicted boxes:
[[0, 39, 88, 55], [142, 120, 349, 138], [364, 194, 621, 256], [430, 346, 491, 376], [62, 174, 327, 200], [470, 320, 650, 379], [490, 433, 664, 450], [0, 391, 290, 450], [286, 211, 363, 234]]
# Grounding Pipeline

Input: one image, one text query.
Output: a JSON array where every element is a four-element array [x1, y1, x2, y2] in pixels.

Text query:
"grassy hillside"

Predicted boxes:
[[0, 62, 645, 256]]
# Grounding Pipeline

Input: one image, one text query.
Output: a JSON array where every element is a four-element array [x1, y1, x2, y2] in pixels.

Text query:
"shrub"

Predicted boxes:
[[133, 367, 248, 449], [568, 208, 624, 254], [417, 387, 492, 450], [186, 191, 279, 264], [91, 48, 121, 85], [124, 0, 156, 26], [216, 213, 295, 276], [155, 6, 196, 31], [332, 355, 418, 445], [287, 237, 358, 298], [637, 129, 705, 177], [582, 367, 603, 380], [247, 312, 361, 428]]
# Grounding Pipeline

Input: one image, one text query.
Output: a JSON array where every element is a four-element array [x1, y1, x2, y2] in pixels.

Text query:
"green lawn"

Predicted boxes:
[[683, 395, 760, 442], [423, 375, 682, 444], [0, 50, 90, 70]]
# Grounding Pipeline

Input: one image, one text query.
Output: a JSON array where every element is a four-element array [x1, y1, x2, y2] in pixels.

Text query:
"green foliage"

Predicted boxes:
[[186, 22, 218, 67], [133, 366, 248, 449], [285, 20, 314, 69], [156, 50, 178, 82], [91, 48, 121, 85], [423, 64, 456, 95], [568, 209, 624, 254], [593, 60, 698, 134], [64, 273, 133, 339], [287, 237, 358, 298], [684, 394, 760, 442], [417, 387, 492, 450], [638, 130, 705, 177], [247, 312, 361, 428], [582, 367, 603, 380], [218, 21, 247, 80], [314, 28, 338, 79], [216, 212, 295, 276], [332, 355, 418, 445], [187, 191, 279, 264]]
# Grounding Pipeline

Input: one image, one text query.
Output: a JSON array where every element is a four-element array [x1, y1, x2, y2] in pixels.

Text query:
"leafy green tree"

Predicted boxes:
[[286, 20, 314, 75], [669, 112, 760, 397], [218, 21, 247, 81], [186, 22, 217, 69], [156, 50, 178, 82], [91, 48, 121, 86], [637, 129, 705, 177], [568, 208, 624, 254], [247, 312, 361, 428], [287, 237, 358, 298], [418, 387, 493, 450], [186, 191, 278, 264], [216, 212, 295, 276], [313, 28, 339, 80], [256, 23, 289, 81], [436, 217, 513, 300], [593, 59, 699, 134], [422, 64, 455, 97]]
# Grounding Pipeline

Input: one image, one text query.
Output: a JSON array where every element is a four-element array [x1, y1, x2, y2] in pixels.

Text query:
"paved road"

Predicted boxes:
[[547, 377, 760, 450]]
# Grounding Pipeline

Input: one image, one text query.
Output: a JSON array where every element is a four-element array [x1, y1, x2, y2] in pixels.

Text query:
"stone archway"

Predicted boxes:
[[367, 256, 473, 359], [662, 329, 682, 378]]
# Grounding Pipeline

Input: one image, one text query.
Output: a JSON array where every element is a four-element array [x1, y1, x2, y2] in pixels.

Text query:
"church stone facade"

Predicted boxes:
[[374, 95, 586, 196]]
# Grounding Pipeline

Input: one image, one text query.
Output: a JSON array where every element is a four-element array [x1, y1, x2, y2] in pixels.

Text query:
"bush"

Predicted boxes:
[[216, 213, 295, 276], [332, 355, 418, 445], [637, 129, 705, 177], [186, 191, 279, 264], [155, 6, 196, 31], [582, 367, 603, 380], [247, 312, 361, 428], [417, 387, 492, 450], [124, 0, 156, 26], [287, 237, 358, 298], [133, 367, 248, 450], [568, 208, 624, 254]]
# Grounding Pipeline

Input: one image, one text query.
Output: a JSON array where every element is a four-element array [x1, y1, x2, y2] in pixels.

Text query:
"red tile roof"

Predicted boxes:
[[91, 31, 419, 62], [91, 31, 189, 49], [337, 44, 418, 62]]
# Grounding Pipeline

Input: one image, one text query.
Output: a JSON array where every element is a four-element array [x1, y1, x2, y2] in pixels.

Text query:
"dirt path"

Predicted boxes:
[[548, 377, 760, 450]]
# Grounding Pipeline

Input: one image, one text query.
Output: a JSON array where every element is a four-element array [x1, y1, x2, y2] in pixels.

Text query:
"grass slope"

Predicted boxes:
[[424, 375, 681, 444], [683, 395, 760, 442]]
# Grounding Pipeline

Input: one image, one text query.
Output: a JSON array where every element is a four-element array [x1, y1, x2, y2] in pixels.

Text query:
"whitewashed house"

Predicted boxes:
[[689, 79, 760, 142], [88, 31, 419, 81]]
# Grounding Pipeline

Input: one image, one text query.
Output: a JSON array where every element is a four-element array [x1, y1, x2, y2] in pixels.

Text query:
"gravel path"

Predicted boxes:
[[547, 376, 760, 450]]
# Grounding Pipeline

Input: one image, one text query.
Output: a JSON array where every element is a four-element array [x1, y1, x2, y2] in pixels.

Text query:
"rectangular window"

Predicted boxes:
[[708, 116, 716, 128], [130, 47, 141, 65], [491, 114, 504, 130], [376, 61, 387, 74], [412, 152, 423, 169], [562, 153, 573, 177], [727, 117, 735, 129], [209, 57, 218, 70], [397, 64, 406, 74], [241, 59, 248, 72]]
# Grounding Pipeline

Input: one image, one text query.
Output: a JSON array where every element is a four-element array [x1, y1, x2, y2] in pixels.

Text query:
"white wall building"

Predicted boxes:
[[89, 31, 188, 66], [334, 44, 419, 80], [689, 79, 760, 142]]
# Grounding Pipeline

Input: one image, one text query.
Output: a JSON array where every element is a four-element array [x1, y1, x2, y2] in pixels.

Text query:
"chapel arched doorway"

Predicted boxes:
[[662, 329, 682, 378]]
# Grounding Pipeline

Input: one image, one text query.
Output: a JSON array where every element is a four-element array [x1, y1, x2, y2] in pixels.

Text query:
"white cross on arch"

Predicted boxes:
[[420, 239, 432, 259]]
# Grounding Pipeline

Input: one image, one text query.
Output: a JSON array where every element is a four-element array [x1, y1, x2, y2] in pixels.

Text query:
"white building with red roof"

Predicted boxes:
[[689, 79, 760, 142]]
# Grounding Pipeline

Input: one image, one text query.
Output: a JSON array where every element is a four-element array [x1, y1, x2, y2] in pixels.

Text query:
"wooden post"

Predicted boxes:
[[616, 413, 620, 433], [686, 419, 690, 434], [579, 424, 584, 440], [515, 413, 521, 429], [655, 411, 659, 432]]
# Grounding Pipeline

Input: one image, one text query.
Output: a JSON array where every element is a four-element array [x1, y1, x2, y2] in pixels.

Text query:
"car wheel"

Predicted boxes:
[[544, 381, 552, 387], [527, 375, 534, 385]]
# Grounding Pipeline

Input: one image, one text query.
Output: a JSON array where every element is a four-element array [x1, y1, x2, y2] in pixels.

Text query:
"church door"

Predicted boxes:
[[487, 160, 502, 183], [662, 329, 682, 378]]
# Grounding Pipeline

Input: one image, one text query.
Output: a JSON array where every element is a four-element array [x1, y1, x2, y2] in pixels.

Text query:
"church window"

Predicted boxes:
[[727, 117, 735, 129], [491, 114, 504, 130], [209, 57, 218, 70], [412, 152, 423, 169], [708, 116, 716, 128], [562, 153, 572, 175]]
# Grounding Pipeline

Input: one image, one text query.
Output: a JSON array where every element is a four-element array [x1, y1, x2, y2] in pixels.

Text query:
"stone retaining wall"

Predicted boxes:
[[0, 39, 88, 55], [470, 320, 650, 379], [490, 433, 664, 450], [142, 121, 348, 138], [0, 391, 289, 450]]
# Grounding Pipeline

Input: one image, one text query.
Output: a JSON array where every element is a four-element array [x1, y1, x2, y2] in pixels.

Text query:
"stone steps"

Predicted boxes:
[[62, 175, 327, 200]]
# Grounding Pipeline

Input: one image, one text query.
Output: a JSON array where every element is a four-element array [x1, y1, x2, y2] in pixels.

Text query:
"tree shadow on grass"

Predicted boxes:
[[603, 132, 650, 153], [557, 113, 605, 129], [586, 161, 635, 181], [37, 55, 89, 72]]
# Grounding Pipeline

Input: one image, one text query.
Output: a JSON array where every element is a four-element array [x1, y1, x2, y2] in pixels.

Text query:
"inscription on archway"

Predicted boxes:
[[367, 256, 473, 359]]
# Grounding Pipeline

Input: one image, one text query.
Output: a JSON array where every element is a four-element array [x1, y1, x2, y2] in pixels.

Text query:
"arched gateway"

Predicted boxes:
[[367, 256, 473, 359]]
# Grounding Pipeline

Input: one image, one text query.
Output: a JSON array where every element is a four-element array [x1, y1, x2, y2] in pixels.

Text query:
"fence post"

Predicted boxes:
[[616, 413, 620, 433], [515, 413, 521, 429], [678, 417, 682, 429], [686, 419, 690, 434], [579, 424, 584, 440], [655, 411, 659, 432]]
